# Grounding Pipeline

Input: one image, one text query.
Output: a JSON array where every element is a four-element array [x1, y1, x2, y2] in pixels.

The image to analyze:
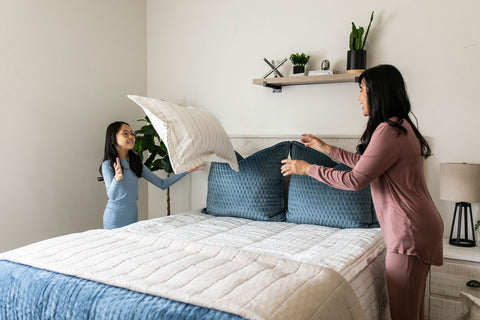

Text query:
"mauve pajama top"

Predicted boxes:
[[308, 120, 443, 266]]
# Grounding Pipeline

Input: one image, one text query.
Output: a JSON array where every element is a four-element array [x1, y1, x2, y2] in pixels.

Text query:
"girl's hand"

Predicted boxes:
[[187, 163, 206, 173], [300, 134, 331, 154], [280, 159, 312, 176], [113, 157, 123, 181]]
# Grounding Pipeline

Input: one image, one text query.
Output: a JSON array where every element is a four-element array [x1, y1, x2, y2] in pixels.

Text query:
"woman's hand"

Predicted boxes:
[[187, 163, 206, 173], [281, 159, 312, 176], [113, 157, 123, 181], [301, 134, 331, 154]]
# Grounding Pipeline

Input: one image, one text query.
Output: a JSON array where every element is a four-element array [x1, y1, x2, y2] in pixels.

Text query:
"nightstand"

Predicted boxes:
[[428, 238, 480, 320]]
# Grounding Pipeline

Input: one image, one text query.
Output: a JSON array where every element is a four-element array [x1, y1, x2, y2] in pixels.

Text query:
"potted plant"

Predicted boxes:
[[347, 11, 374, 73], [290, 52, 310, 75], [133, 116, 175, 216]]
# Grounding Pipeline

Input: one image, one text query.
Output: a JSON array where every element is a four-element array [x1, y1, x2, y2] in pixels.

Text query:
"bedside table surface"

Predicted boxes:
[[443, 238, 480, 263]]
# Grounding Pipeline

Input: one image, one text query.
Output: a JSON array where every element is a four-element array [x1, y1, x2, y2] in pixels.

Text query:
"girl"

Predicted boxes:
[[280, 64, 443, 320], [99, 121, 204, 229]]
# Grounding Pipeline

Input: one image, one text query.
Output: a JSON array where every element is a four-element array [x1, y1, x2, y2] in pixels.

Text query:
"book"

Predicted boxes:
[[308, 70, 334, 76]]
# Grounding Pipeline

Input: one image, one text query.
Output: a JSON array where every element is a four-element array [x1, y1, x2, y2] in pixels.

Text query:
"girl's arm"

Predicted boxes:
[[101, 161, 125, 200], [141, 165, 188, 190], [309, 123, 400, 191]]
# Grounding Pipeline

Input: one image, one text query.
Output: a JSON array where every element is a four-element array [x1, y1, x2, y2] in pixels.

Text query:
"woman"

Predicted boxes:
[[99, 121, 204, 229], [280, 64, 443, 320]]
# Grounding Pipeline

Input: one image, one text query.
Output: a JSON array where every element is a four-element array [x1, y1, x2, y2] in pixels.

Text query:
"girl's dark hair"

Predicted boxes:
[[356, 64, 431, 158], [97, 121, 143, 181]]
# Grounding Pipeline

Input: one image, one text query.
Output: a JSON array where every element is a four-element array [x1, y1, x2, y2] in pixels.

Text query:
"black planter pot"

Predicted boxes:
[[293, 65, 305, 75], [347, 50, 366, 73]]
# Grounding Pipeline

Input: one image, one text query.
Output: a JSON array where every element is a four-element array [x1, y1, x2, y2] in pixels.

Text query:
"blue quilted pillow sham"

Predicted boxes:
[[286, 141, 378, 228], [203, 141, 291, 221]]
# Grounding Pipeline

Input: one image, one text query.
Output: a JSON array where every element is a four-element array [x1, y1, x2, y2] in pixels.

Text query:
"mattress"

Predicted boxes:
[[122, 210, 388, 319], [122, 210, 385, 280], [0, 210, 387, 319]]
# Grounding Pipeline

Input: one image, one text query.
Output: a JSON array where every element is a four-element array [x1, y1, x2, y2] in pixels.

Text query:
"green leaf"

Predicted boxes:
[[350, 22, 358, 50], [150, 159, 164, 172], [133, 117, 172, 174], [161, 157, 173, 173], [158, 145, 168, 157], [133, 139, 143, 153], [144, 152, 157, 168], [289, 52, 310, 66], [362, 11, 374, 50], [140, 124, 151, 132], [356, 27, 364, 49], [143, 135, 155, 151], [145, 126, 157, 136]]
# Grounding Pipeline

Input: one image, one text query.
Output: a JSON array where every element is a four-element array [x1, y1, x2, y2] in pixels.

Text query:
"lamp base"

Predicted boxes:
[[449, 202, 476, 247], [449, 238, 476, 247]]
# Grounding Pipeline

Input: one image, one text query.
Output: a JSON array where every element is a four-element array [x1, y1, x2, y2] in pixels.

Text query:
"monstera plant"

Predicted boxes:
[[133, 116, 174, 215]]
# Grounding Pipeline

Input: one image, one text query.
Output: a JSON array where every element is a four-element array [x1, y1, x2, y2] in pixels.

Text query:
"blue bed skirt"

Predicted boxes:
[[0, 260, 245, 320]]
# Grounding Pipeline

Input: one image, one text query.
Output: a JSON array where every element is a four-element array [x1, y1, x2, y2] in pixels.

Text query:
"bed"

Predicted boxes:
[[0, 136, 388, 320]]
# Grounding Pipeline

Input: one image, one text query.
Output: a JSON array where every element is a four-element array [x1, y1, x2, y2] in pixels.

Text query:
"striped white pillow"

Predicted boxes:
[[128, 95, 239, 173]]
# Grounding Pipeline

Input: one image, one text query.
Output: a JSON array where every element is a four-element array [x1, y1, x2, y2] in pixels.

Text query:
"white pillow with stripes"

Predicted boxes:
[[128, 95, 239, 173]]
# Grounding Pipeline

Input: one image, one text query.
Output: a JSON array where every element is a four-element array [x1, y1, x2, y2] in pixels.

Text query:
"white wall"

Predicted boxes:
[[2, 1, 479, 252], [0, 1, 147, 252], [146, 0, 480, 237]]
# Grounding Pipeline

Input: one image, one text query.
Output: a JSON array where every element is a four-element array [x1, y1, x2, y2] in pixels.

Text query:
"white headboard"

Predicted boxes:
[[189, 135, 360, 210], [230, 135, 359, 156]]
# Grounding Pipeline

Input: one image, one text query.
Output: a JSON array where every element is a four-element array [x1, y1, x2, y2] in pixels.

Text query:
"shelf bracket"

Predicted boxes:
[[263, 81, 282, 93]]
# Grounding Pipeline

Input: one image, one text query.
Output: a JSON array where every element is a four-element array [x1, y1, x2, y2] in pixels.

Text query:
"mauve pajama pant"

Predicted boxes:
[[385, 252, 430, 320]]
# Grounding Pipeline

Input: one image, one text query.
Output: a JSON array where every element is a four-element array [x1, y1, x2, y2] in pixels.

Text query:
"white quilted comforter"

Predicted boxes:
[[0, 211, 385, 320]]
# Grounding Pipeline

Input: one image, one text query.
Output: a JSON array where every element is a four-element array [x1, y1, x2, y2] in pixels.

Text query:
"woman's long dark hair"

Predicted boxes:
[[356, 64, 431, 158], [97, 121, 143, 181]]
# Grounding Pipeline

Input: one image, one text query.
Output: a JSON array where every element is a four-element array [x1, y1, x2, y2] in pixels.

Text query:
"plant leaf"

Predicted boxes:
[[362, 11, 374, 50], [350, 22, 359, 50], [133, 118, 172, 173], [161, 157, 173, 173]]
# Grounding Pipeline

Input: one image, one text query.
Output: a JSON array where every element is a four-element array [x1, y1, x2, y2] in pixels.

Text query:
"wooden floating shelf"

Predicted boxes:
[[252, 73, 361, 92]]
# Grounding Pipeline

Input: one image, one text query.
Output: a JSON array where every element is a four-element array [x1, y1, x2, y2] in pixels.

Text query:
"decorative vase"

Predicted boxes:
[[347, 50, 366, 73], [293, 65, 305, 75]]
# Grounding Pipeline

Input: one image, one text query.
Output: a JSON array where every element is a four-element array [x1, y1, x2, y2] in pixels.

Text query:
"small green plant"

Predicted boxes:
[[475, 219, 480, 232], [349, 11, 374, 50], [289, 52, 310, 66], [134, 116, 174, 215]]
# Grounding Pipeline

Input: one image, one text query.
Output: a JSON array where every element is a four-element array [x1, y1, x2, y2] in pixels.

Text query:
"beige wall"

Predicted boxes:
[[146, 0, 480, 237], [0, 1, 147, 252], [2, 1, 480, 251]]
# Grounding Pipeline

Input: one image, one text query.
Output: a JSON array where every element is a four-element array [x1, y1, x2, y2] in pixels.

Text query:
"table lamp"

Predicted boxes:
[[440, 163, 480, 247]]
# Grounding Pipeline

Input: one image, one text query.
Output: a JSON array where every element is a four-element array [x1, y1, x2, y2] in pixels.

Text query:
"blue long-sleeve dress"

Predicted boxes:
[[101, 158, 187, 229]]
